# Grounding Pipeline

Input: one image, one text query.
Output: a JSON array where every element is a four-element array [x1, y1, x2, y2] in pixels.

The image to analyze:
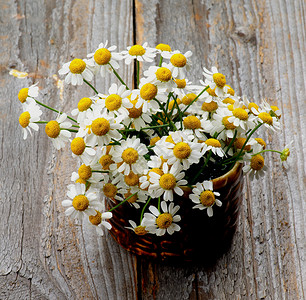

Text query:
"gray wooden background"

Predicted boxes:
[[0, 0, 305, 299]]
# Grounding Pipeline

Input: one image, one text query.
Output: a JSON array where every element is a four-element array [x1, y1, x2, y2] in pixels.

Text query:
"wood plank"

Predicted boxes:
[[135, 0, 306, 299]]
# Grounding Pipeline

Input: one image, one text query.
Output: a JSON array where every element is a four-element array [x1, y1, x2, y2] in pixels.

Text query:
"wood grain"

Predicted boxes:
[[0, 0, 305, 299]]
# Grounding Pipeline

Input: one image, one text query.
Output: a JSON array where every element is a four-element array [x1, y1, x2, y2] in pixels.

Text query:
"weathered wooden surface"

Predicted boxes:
[[0, 0, 305, 299]]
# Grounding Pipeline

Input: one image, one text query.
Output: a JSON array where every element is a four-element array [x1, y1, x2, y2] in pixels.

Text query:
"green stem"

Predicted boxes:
[[33, 99, 77, 123], [109, 63, 129, 90], [155, 99, 177, 131], [140, 197, 152, 223], [83, 79, 98, 94], [158, 197, 161, 213], [136, 60, 140, 88], [225, 130, 237, 155], [158, 56, 163, 67], [108, 192, 138, 212], [193, 151, 212, 184], [182, 85, 209, 114], [252, 149, 283, 156], [92, 170, 109, 173], [64, 128, 78, 133]]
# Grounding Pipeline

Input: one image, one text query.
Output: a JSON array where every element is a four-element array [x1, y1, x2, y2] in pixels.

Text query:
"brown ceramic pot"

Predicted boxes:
[[108, 162, 243, 262]]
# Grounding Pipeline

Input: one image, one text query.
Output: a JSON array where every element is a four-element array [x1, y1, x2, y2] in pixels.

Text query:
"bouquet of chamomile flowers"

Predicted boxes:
[[17, 41, 290, 237]]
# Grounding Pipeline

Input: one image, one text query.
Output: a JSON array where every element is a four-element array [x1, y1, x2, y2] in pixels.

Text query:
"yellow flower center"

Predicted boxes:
[[155, 67, 172, 82], [258, 112, 273, 125], [201, 101, 218, 112], [71, 137, 86, 155], [173, 142, 192, 159], [124, 191, 138, 203], [127, 101, 143, 119], [18, 88, 29, 103], [250, 154, 265, 171], [150, 136, 160, 146], [76, 178, 87, 185], [105, 94, 122, 111], [233, 108, 249, 120], [205, 138, 221, 148], [99, 154, 114, 170], [69, 59, 86, 74], [140, 83, 158, 100], [183, 115, 201, 129], [213, 73, 226, 88], [148, 168, 164, 177], [134, 226, 148, 235], [170, 53, 187, 67], [122, 148, 139, 164], [225, 84, 235, 96], [207, 87, 217, 97], [174, 79, 186, 88], [94, 48, 112, 65], [156, 213, 173, 229], [222, 116, 236, 130], [129, 45, 146, 56], [45, 120, 60, 138], [234, 137, 251, 151], [271, 105, 279, 112], [89, 211, 102, 225], [72, 195, 89, 211], [19, 111, 30, 128], [91, 118, 110, 136], [222, 97, 235, 105], [103, 183, 117, 198], [200, 190, 215, 207], [248, 102, 259, 112], [182, 93, 197, 105], [78, 164, 92, 180], [124, 172, 139, 186], [78, 97, 92, 112], [255, 138, 266, 149], [159, 174, 176, 190], [155, 43, 172, 52]]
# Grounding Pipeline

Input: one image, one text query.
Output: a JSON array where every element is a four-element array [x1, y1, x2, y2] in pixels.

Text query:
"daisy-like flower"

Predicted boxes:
[[87, 40, 122, 77], [242, 144, 268, 180], [101, 179, 127, 202], [143, 65, 176, 90], [111, 136, 148, 175], [203, 66, 227, 97], [97, 145, 115, 171], [45, 113, 72, 150], [62, 183, 102, 221], [181, 115, 207, 139], [122, 42, 156, 64], [70, 137, 96, 165], [99, 83, 132, 121], [121, 95, 152, 131], [139, 165, 164, 190], [172, 78, 200, 98], [260, 99, 282, 119], [87, 210, 113, 236], [18, 103, 42, 139], [71, 97, 100, 124], [126, 219, 148, 235], [252, 107, 281, 132], [17, 83, 39, 106], [202, 138, 225, 157], [148, 162, 187, 201], [122, 189, 148, 209], [58, 58, 94, 85], [189, 181, 222, 217], [162, 50, 192, 79], [162, 132, 202, 170], [227, 101, 256, 131], [142, 201, 181, 236], [155, 43, 172, 54], [77, 109, 122, 147]]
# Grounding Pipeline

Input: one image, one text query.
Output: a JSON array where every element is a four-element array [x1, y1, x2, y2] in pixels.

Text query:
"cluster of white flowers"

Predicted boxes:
[[17, 42, 287, 237]]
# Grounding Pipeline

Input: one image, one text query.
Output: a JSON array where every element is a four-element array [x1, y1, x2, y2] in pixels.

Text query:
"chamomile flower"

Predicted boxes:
[[139, 166, 164, 190], [252, 107, 281, 131], [155, 43, 172, 53], [142, 201, 181, 236], [97, 145, 115, 171], [123, 189, 148, 209], [71, 97, 100, 124], [143, 65, 176, 90], [189, 181, 222, 217], [62, 183, 102, 221], [18, 83, 39, 106], [202, 138, 225, 157], [70, 137, 96, 165], [87, 210, 113, 236], [18, 104, 42, 140], [163, 50, 192, 79], [122, 42, 156, 64], [87, 40, 122, 77], [78, 109, 122, 147], [172, 78, 199, 98], [99, 83, 132, 121], [126, 219, 148, 235], [260, 99, 281, 119], [101, 180, 127, 202], [181, 115, 207, 139], [45, 113, 72, 150], [58, 58, 93, 85], [203, 66, 227, 97], [148, 162, 187, 201], [111, 137, 148, 175]]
